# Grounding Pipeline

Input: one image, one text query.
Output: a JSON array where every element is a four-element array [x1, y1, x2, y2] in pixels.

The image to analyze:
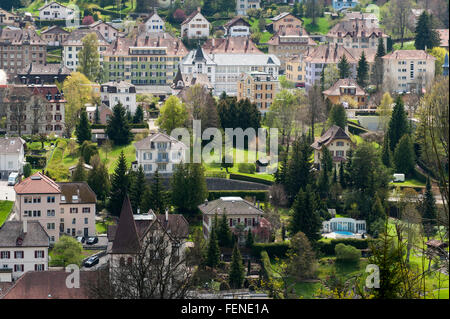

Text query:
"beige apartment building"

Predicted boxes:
[[382, 50, 436, 94], [285, 54, 306, 87], [237, 71, 279, 114], [271, 12, 303, 33], [13, 172, 97, 244]]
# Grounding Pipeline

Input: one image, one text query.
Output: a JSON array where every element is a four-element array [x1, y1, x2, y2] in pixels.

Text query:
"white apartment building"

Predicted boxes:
[[236, 0, 261, 16], [133, 132, 188, 175], [38, 1, 75, 21], [223, 17, 251, 37], [100, 81, 137, 113], [181, 8, 210, 39], [13, 173, 97, 243], [382, 50, 436, 94], [180, 47, 280, 96], [0, 220, 49, 281], [62, 27, 108, 71], [0, 137, 25, 180]]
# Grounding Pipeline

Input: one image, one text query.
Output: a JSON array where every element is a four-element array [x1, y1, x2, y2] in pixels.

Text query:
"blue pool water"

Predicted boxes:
[[334, 231, 354, 236]]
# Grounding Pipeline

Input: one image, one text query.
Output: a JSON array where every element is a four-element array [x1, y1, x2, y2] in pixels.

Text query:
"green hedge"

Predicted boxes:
[[130, 123, 149, 129], [260, 250, 273, 280], [229, 173, 273, 185], [238, 163, 256, 174], [252, 242, 290, 258], [208, 190, 268, 201], [25, 155, 46, 169], [91, 124, 106, 129], [37, 19, 67, 27], [318, 238, 369, 255]]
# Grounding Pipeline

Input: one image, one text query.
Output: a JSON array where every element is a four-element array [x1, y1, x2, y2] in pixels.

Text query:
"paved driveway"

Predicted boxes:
[[0, 181, 15, 201]]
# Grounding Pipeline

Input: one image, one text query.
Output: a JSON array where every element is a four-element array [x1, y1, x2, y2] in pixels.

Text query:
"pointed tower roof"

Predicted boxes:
[[194, 46, 206, 62], [111, 195, 140, 254]]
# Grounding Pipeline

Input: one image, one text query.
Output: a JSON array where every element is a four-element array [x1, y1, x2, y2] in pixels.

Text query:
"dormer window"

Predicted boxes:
[[72, 195, 79, 202], [61, 195, 66, 202]]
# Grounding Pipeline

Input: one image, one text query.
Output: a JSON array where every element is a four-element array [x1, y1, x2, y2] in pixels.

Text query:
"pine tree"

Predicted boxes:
[[393, 134, 415, 176], [129, 165, 147, 214], [206, 226, 220, 268], [421, 178, 437, 238], [217, 211, 232, 248], [75, 109, 91, 145], [71, 159, 87, 182], [108, 151, 130, 217], [339, 161, 346, 188], [94, 105, 100, 124], [228, 244, 245, 289], [387, 95, 409, 152], [381, 135, 392, 167], [133, 105, 144, 124], [357, 51, 369, 87], [285, 138, 313, 203], [171, 163, 208, 213], [328, 104, 347, 129], [414, 12, 441, 50], [148, 170, 167, 215], [106, 103, 133, 146], [338, 55, 351, 79], [246, 230, 254, 249], [87, 155, 110, 202], [290, 185, 321, 242], [376, 38, 386, 58]]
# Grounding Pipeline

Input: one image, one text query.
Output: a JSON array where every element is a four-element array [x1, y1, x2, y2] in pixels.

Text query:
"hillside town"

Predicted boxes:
[[0, 0, 448, 301]]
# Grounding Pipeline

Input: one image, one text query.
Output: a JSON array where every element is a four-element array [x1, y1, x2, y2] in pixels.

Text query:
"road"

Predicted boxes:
[[81, 251, 109, 271]]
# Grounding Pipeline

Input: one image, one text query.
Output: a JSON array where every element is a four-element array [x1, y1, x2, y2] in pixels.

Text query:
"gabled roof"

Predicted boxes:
[[322, 78, 367, 97], [38, 1, 68, 11], [41, 25, 69, 35], [223, 16, 250, 29], [198, 197, 264, 216], [156, 214, 189, 239], [134, 132, 188, 150], [303, 44, 376, 64], [61, 27, 108, 46], [181, 8, 209, 26], [0, 221, 49, 248], [14, 172, 61, 195], [271, 12, 300, 22], [202, 37, 263, 54], [89, 20, 118, 31], [267, 27, 317, 46], [110, 196, 141, 254], [0, 137, 25, 154], [382, 50, 436, 61], [327, 19, 387, 39], [311, 125, 352, 150], [18, 63, 71, 76], [57, 182, 97, 204]]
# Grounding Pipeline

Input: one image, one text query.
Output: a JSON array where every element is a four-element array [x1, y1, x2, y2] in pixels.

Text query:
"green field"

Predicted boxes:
[[302, 17, 331, 35], [393, 41, 416, 51], [0, 201, 14, 227]]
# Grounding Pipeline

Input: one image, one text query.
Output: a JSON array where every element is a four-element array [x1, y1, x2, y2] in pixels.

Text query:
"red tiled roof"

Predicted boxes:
[[202, 37, 262, 54], [382, 50, 437, 61], [435, 29, 449, 48], [322, 78, 367, 97], [14, 172, 61, 195]]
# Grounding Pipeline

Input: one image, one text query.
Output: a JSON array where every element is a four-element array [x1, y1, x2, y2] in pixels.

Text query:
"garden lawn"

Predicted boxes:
[[393, 41, 416, 51], [389, 179, 426, 188], [98, 143, 136, 174], [302, 17, 331, 35], [0, 201, 14, 227]]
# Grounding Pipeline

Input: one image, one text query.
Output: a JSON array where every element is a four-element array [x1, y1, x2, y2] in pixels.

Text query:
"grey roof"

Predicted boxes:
[[198, 197, 264, 216], [134, 132, 188, 150], [271, 12, 293, 22], [211, 53, 280, 66], [0, 221, 49, 248], [311, 125, 352, 150], [62, 27, 108, 46], [0, 137, 25, 154], [57, 182, 97, 204]]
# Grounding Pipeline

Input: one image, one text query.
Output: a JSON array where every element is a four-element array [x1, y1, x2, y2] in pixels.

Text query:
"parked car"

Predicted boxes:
[[86, 236, 98, 245], [7, 172, 19, 186], [84, 255, 99, 268], [76, 236, 85, 244]]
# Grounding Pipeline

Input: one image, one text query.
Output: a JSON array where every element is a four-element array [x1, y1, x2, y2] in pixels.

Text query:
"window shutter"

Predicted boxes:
[[229, 219, 232, 227], [14, 251, 17, 259], [34, 251, 37, 258], [7, 251, 10, 259], [34, 264, 37, 271]]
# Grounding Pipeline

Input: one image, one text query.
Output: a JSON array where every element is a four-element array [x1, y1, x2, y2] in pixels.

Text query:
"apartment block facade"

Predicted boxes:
[[237, 71, 279, 113]]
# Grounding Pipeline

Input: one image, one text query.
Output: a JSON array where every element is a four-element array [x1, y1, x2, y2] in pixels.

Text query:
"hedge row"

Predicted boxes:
[[204, 171, 227, 179], [252, 242, 290, 259], [229, 173, 273, 186], [207, 190, 268, 201], [318, 238, 370, 256], [25, 155, 46, 169], [260, 251, 273, 280], [90, 123, 148, 130]]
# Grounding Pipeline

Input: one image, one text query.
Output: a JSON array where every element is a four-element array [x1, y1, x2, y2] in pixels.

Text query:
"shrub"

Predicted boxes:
[[204, 171, 227, 178], [318, 238, 369, 255], [80, 141, 98, 164], [23, 163, 32, 178], [252, 242, 290, 258], [260, 250, 273, 280], [25, 155, 46, 169], [219, 281, 230, 291], [335, 243, 361, 263], [238, 163, 256, 174]]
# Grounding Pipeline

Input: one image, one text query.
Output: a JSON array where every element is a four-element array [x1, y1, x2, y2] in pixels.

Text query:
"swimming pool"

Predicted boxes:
[[334, 231, 354, 236]]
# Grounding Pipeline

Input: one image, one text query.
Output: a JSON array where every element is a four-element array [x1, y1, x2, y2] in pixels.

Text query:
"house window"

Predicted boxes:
[[14, 264, 24, 272], [70, 208, 78, 214], [47, 209, 55, 216], [84, 218, 88, 224], [0, 251, 11, 259], [47, 196, 55, 203], [34, 264, 45, 271], [34, 250, 45, 258], [47, 223, 55, 230], [14, 251, 24, 259], [82, 207, 90, 213]]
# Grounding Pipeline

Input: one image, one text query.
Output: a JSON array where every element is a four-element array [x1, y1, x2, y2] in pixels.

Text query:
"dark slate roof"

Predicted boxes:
[[0, 137, 25, 154], [0, 221, 49, 248], [311, 125, 352, 150], [57, 182, 97, 204], [111, 196, 140, 254], [223, 16, 250, 29], [1, 271, 98, 299], [194, 47, 206, 62], [156, 214, 189, 239], [18, 63, 71, 76], [198, 197, 264, 216]]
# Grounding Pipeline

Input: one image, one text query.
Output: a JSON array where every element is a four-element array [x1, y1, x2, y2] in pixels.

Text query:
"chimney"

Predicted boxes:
[[204, 199, 208, 206], [165, 208, 169, 222], [197, 7, 201, 13], [23, 220, 27, 234], [137, 208, 140, 215]]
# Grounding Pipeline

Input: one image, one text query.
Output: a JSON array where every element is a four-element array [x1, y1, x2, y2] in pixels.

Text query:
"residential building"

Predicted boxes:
[[144, 10, 166, 33], [62, 27, 108, 71], [13, 172, 97, 243], [323, 217, 366, 234], [311, 125, 354, 170], [180, 8, 210, 39], [343, 12, 379, 28], [38, 1, 75, 21], [236, 0, 261, 16], [332, 0, 359, 11], [0, 9, 20, 26], [198, 197, 271, 243], [326, 18, 388, 50], [237, 71, 279, 113], [86, 103, 112, 125], [1, 270, 98, 298], [435, 29, 449, 50], [16, 63, 71, 84], [4, 84, 66, 135], [382, 50, 436, 93], [0, 137, 26, 180], [285, 54, 306, 87], [303, 44, 376, 88], [107, 196, 189, 270], [202, 36, 262, 54], [223, 17, 251, 37], [180, 47, 280, 96], [40, 25, 69, 47], [88, 20, 119, 43], [267, 26, 316, 70], [100, 81, 137, 113], [132, 132, 188, 175], [0, 26, 47, 78], [171, 67, 213, 97], [322, 78, 368, 108], [270, 12, 303, 33], [102, 32, 188, 86], [0, 220, 49, 281]]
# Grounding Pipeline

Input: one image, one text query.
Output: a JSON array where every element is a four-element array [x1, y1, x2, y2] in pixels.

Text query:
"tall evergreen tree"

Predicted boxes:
[[290, 185, 322, 242], [129, 165, 147, 214], [106, 103, 133, 146], [373, 38, 386, 90], [387, 95, 409, 152], [108, 151, 130, 217], [133, 105, 144, 124], [246, 230, 254, 249], [94, 105, 100, 124], [339, 161, 346, 188], [285, 138, 313, 203], [206, 224, 220, 268], [217, 211, 232, 248], [328, 104, 347, 129], [381, 135, 392, 168], [148, 170, 167, 215], [87, 155, 110, 202], [228, 244, 245, 289], [171, 163, 208, 213], [414, 12, 441, 50], [71, 158, 87, 182], [75, 109, 91, 145], [357, 51, 369, 87], [338, 55, 351, 79], [420, 178, 437, 239], [393, 134, 415, 176]]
